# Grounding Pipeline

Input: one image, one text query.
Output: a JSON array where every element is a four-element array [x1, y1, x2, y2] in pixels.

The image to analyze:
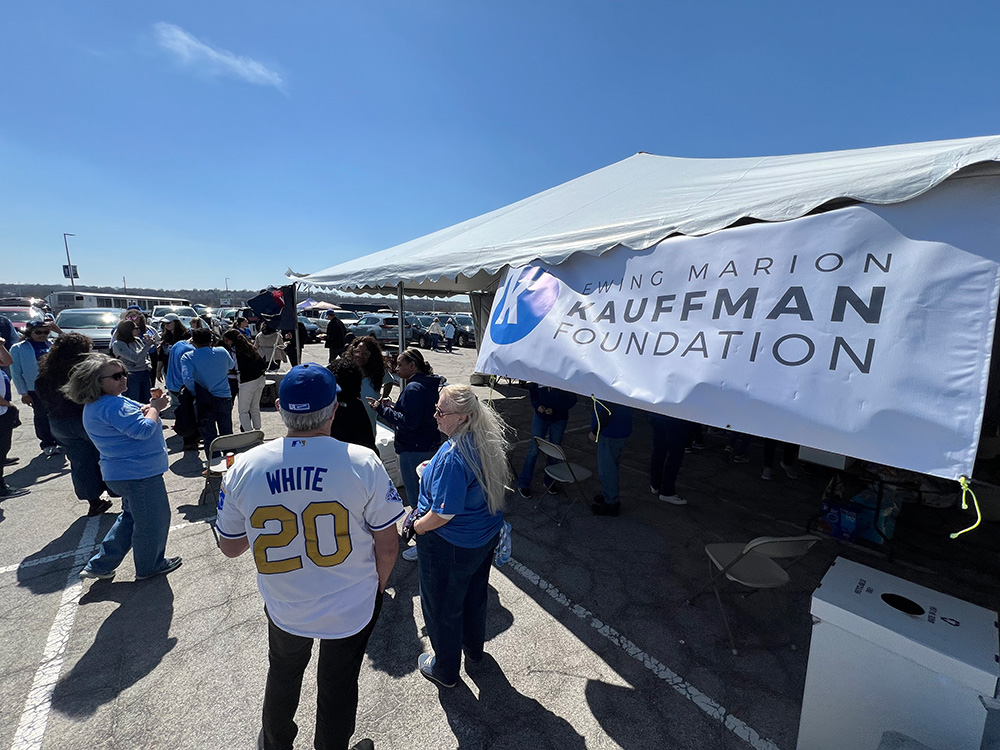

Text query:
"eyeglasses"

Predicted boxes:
[[434, 407, 457, 417], [100, 371, 128, 381], [30, 329, 48, 335]]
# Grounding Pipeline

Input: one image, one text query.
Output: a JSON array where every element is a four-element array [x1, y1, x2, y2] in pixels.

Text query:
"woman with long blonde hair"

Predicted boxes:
[[409, 384, 513, 688]]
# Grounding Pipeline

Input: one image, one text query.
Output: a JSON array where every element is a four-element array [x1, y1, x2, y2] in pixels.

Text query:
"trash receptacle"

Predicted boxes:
[[797, 557, 999, 750]]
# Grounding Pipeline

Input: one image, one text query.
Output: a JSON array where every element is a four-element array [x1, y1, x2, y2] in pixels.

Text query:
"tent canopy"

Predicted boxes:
[[291, 135, 1000, 295]]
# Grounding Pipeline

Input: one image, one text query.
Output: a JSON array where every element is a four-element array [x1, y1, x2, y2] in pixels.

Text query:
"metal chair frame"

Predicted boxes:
[[198, 430, 265, 505], [534, 436, 592, 526], [687, 534, 821, 655]]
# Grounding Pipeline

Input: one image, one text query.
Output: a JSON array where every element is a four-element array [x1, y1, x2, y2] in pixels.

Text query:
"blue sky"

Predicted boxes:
[[3, 2, 999, 295]]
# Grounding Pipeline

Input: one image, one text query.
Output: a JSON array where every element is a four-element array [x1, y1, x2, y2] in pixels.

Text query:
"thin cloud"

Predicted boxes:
[[153, 22, 285, 93]]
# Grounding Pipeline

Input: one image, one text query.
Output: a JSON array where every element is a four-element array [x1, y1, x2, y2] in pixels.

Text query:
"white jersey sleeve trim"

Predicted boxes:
[[369, 507, 406, 531], [216, 526, 247, 540]]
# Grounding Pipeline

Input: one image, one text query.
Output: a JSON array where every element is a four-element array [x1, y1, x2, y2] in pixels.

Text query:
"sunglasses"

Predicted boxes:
[[434, 407, 456, 417], [100, 371, 129, 381]]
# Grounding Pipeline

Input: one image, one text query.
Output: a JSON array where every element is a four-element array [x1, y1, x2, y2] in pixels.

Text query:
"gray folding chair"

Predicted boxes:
[[687, 534, 821, 654], [534, 437, 592, 526], [199, 430, 265, 505]]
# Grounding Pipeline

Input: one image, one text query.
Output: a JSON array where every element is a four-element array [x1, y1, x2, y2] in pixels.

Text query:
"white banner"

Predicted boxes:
[[476, 178, 1000, 480]]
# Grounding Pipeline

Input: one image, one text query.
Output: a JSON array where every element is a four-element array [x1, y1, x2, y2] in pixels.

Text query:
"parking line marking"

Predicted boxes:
[[0, 515, 218, 577], [506, 558, 783, 750], [10, 516, 101, 750]]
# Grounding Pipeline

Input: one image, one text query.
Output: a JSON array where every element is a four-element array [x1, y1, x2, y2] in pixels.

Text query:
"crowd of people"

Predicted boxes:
[[0, 302, 803, 750]]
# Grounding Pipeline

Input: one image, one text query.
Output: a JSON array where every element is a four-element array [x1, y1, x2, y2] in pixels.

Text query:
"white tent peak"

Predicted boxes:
[[291, 134, 1000, 295]]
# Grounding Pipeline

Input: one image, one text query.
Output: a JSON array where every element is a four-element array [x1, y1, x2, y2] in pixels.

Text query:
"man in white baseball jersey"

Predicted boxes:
[[217, 363, 403, 750]]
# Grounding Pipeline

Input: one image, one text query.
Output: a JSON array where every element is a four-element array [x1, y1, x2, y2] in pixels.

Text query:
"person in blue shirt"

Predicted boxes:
[[10, 320, 61, 455], [516, 383, 578, 498], [590, 400, 633, 517], [63, 353, 181, 581], [373, 348, 442, 511], [411, 384, 512, 688], [180, 328, 235, 460], [161, 317, 199, 452]]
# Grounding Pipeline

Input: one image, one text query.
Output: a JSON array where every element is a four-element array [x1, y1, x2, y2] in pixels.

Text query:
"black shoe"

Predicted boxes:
[[545, 484, 559, 495], [590, 502, 620, 517], [136, 556, 182, 580], [517, 486, 532, 499], [87, 499, 113, 517], [4, 457, 18, 466]]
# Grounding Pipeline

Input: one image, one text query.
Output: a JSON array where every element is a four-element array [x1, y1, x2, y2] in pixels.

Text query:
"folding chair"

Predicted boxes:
[[534, 437, 592, 526], [199, 430, 265, 505], [687, 534, 820, 654]]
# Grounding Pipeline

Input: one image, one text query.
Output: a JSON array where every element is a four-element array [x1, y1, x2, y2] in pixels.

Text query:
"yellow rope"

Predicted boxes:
[[950, 476, 982, 539], [591, 397, 609, 441], [486, 375, 497, 405]]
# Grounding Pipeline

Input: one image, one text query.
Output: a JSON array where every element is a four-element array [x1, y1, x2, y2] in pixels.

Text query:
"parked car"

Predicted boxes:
[[151, 305, 199, 330], [54, 308, 120, 352], [0, 305, 45, 334], [406, 315, 436, 348], [297, 315, 320, 343], [351, 313, 412, 345], [453, 314, 477, 347], [219, 307, 260, 332]]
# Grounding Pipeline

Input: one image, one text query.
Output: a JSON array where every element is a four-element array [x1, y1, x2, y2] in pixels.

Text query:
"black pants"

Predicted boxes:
[[261, 591, 383, 750], [27, 391, 57, 449], [0, 406, 17, 489], [196, 395, 233, 460]]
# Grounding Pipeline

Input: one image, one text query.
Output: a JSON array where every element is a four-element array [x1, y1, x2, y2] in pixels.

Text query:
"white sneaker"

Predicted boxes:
[[402, 546, 418, 561], [650, 485, 658, 494], [659, 494, 687, 506], [761, 467, 773, 481], [43, 446, 60, 456]]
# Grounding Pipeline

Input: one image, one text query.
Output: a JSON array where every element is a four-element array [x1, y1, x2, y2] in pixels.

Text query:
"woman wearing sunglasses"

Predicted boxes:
[[410, 384, 513, 688], [63, 353, 181, 581]]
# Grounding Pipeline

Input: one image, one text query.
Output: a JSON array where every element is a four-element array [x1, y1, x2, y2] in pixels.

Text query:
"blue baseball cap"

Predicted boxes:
[[279, 363, 340, 413]]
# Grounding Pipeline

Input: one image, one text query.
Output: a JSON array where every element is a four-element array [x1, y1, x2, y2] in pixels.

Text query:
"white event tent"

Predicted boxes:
[[291, 135, 1000, 480]]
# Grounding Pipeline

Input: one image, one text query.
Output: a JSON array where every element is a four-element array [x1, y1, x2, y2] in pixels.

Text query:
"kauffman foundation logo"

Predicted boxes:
[[490, 266, 560, 345]]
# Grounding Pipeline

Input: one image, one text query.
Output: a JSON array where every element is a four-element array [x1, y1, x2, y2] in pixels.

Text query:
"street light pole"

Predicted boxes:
[[63, 233, 76, 291], [225, 278, 230, 291]]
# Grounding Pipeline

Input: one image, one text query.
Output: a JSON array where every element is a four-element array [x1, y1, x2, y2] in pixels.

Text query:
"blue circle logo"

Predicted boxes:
[[489, 266, 560, 345]]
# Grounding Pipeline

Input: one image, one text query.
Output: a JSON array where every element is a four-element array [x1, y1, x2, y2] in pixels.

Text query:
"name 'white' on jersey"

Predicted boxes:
[[217, 436, 405, 639]]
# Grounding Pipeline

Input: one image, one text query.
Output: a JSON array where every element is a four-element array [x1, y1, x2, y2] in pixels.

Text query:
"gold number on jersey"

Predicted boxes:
[[251, 505, 303, 574], [250, 502, 354, 574], [302, 501, 353, 567]]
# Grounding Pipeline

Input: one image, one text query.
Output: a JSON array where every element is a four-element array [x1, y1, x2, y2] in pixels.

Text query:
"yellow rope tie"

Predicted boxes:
[[950, 476, 982, 539], [486, 375, 497, 406], [591, 397, 609, 441]]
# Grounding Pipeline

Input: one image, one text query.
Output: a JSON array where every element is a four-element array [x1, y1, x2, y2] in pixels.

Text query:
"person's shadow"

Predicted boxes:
[[366, 572, 514, 681], [17, 516, 104, 595], [50, 578, 177, 718], [436, 654, 588, 749]]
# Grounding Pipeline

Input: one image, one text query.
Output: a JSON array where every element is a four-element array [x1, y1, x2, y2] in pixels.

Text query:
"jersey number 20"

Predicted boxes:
[[250, 502, 352, 574]]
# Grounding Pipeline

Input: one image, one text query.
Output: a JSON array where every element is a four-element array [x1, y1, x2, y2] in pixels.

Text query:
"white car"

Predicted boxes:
[[151, 305, 199, 330]]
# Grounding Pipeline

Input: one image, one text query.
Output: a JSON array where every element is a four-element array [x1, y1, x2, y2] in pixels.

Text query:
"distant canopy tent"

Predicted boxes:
[[290, 135, 1000, 480]]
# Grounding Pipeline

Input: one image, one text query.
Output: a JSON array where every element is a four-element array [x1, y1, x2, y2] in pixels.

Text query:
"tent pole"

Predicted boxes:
[[292, 282, 300, 365], [397, 282, 405, 355]]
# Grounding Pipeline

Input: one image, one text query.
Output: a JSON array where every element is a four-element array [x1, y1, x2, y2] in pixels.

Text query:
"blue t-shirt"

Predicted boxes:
[[180, 346, 234, 398], [82, 395, 169, 481], [165, 340, 195, 393], [417, 439, 504, 548]]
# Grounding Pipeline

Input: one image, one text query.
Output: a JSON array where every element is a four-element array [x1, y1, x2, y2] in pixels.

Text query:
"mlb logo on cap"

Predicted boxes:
[[279, 363, 340, 413]]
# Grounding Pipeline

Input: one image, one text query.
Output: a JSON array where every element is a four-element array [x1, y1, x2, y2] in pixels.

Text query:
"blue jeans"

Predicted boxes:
[[399, 448, 437, 509], [597, 436, 629, 505], [85, 474, 172, 578], [517, 415, 567, 490], [198, 396, 234, 460], [49, 416, 108, 501], [429, 333, 440, 351], [125, 370, 151, 404], [417, 529, 500, 685]]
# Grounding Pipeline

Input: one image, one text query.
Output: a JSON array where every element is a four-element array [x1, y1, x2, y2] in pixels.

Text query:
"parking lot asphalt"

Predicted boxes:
[[2, 342, 997, 750]]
